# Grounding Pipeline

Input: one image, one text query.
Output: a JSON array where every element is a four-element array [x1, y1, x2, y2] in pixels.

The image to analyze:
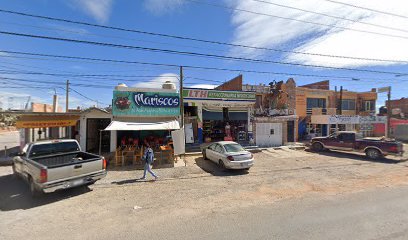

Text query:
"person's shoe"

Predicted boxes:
[[154, 176, 159, 181], [139, 177, 146, 180]]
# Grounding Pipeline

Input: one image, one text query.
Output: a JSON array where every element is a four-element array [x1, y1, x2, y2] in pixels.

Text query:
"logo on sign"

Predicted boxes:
[[133, 93, 179, 108]]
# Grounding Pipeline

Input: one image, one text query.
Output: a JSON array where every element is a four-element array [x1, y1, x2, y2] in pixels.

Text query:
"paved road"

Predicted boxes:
[[133, 185, 408, 240], [2, 148, 408, 240]]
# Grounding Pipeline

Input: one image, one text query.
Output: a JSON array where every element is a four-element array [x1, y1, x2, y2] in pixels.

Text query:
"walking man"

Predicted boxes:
[[140, 144, 158, 180]]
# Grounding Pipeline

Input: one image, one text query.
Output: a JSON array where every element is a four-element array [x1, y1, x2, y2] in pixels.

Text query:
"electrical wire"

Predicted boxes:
[[185, 0, 408, 41], [1, 32, 407, 75], [251, 0, 408, 34], [2, 50, 408, 83], [322, 0, 408, 20], [1, 8, 408, 63]]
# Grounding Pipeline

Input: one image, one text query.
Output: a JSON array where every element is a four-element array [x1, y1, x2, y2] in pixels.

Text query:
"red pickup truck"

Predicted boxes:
[[311, 131, 404, 159]]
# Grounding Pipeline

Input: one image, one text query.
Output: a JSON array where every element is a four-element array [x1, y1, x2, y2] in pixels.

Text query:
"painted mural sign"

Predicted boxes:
[[183, 89, 255, 101], [113, 90, 180, 116]]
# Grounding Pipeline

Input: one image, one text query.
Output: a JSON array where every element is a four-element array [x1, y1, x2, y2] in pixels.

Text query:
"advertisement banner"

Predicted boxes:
[[183, 89, 255, 101], [113, 90, 180, 116], [16, 120, 78, 128]]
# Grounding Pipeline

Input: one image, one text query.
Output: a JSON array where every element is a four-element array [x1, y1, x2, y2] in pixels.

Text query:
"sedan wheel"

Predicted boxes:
[[219, 160, 226, 170]]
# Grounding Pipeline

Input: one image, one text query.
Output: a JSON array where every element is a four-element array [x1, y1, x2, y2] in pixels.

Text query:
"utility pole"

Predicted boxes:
[[387, 86, 392, 138], [339, 86, 343, 115], [65, 80, 69, 112], [179, 66, 184, 128]]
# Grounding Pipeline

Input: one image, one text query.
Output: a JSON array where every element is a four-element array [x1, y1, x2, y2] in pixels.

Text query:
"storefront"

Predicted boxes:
[[182, 88, 256, 143], [106, 85, 182, 168], [15, 113, 80, 149]]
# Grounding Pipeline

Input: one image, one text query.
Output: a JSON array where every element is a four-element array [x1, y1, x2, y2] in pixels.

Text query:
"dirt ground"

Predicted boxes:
[[1, 148, 408, 239]]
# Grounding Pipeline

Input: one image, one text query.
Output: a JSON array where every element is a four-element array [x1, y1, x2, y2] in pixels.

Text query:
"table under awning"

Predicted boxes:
[[104, 120, 180, 131]]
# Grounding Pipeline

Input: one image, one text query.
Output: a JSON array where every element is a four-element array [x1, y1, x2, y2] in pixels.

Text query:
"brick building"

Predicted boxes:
[[387, 97, 408, 118]]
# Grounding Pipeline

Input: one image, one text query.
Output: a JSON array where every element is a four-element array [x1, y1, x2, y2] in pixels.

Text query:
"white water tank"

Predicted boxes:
[[162, 80, 176, 90], [115, 83, 128, 90]]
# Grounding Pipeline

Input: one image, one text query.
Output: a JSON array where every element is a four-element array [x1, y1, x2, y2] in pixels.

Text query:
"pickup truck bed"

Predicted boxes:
[[32, 152, 101, 168]]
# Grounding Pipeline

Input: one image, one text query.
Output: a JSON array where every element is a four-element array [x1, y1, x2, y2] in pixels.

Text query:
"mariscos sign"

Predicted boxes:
[[113, 90, 180, 116]]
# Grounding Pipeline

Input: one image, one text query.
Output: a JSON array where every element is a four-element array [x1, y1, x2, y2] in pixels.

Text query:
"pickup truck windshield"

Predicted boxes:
[[29, 142, 80, 157]]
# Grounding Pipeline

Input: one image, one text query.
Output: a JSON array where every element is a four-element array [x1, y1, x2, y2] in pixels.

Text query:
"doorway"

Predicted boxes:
[[86, 118, 111, 153], [287, 120, 295, 142]]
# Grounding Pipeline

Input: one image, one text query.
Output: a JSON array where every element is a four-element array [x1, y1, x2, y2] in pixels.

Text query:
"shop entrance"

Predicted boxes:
[[86, 118, 111, 153], [202, 109, 248, 142]]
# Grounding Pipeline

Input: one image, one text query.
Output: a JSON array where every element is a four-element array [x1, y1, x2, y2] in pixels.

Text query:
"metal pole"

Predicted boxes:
[[66, 80, 69, 112], [99, 130, 102, 156], [387, 86, 392, 138], [180, 66, 184, 128]]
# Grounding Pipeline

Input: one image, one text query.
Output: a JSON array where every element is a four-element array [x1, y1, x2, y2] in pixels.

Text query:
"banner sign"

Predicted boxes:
[[16, 120, 78, 128], [113, 90, 180, 116], [183, 89, 255, 101], [328, 115, 360, 124], [312, 115, 387, 124], [377, 87, 390, 93]]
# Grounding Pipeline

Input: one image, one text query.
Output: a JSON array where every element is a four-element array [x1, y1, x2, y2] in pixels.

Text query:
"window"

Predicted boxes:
[[29, 142, 80, 157], [364, 100, 375, 111], [208, 144, 216, 151], [214, 144, 224, 153], [341, 99, 356, 110], [224, 144, 245, 153], [270, 129, 275, 135], [307, 98, 326, 108]]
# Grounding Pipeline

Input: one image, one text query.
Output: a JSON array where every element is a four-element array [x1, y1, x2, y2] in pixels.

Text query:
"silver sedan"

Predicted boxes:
[[202, 141, 254, 170]]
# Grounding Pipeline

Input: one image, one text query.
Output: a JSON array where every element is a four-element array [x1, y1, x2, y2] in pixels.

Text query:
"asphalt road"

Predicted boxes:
[[132, 185, 408, 240]]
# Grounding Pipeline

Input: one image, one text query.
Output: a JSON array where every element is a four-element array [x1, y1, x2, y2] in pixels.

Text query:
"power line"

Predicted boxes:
[[3, 49, 408, 84], [251, 0, 408, 34], [0, 70, 179, 80], [1, 31, 407, 75], [69, 87, 110, 106], [323, 0, 408, 20], [185, 0, 408, 41], [0, 8, 407, 64]]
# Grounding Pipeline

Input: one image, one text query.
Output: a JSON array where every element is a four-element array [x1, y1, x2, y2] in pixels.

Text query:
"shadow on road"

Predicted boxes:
[[306, 149, 404, 164], [0, 173, 92, 211], [195, 157, 249, 176], [111, 178, 154, 185]]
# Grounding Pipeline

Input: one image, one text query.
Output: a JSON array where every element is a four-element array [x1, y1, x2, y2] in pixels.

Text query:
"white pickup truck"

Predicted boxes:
[[12, 139, 107, 197]]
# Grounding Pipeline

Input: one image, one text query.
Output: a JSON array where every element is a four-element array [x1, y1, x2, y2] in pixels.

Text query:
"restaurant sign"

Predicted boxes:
[[183, 89, 255, 101], [113, 90, 180, 116], [16, 120, 78, 128]]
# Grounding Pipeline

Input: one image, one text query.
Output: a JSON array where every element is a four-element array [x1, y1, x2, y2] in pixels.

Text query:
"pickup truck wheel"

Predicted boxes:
[[366, 149, 381, 160], [312, 142, 324, 152], [29, 177, 42, 198]]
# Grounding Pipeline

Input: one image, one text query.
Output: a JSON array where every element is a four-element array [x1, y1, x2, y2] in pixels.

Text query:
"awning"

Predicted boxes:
[[104, 120, 180, 131]]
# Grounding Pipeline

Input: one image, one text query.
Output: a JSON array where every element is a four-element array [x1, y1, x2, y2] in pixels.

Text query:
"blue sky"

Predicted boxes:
[[0, 0, 407, 110]]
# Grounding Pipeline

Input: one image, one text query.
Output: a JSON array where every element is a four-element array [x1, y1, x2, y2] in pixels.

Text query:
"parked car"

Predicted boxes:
[[12, 139, 107, 197], [310, 131, 404, 159], [202, 141, 254, 170]]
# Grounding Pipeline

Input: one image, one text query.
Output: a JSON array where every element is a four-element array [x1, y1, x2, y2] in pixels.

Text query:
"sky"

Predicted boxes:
[[0, 0, 407, 110]]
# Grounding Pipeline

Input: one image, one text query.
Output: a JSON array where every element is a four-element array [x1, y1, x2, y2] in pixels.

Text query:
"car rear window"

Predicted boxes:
[[30, 142, 80, 157], [224, 144, 245, 153]]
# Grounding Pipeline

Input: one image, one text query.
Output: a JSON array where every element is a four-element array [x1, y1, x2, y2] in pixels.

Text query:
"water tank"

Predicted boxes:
[[162, 80, 176, 90], [115, 83, 128, 90]]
